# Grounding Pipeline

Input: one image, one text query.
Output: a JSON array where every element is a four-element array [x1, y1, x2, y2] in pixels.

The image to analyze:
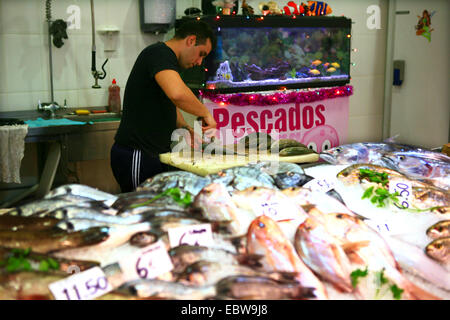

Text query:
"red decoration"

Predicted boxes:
[[200, 85, 353, 106]]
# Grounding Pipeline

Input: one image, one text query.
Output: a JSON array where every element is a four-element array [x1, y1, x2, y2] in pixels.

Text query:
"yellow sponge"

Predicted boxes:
[[75, 109, 90, 115]]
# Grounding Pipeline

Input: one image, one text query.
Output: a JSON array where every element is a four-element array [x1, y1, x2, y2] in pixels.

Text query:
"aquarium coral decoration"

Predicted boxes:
[[244, 61, 292, 80], [212, 0, 236, 15], [200, 85, 353, 106], [241, 0, 255, 15], [415, 10, 435, 42]]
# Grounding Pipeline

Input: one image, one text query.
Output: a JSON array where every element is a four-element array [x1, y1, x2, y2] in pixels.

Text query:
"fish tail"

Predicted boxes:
[[293, 286, 317, 299], [401, 280, 442, 300]]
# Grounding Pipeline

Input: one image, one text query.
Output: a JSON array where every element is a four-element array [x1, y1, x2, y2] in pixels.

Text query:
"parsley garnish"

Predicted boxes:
[[0, 248, 60, 273], [130, 187, 193, 209], [350, 267, 369, 288], [390, 284, 404, 300]]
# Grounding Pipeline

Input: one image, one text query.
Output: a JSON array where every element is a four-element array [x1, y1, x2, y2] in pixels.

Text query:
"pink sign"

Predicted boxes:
[[204, 96, 349, 153]]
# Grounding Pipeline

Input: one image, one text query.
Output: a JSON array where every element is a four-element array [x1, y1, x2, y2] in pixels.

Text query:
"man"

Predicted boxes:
[[111, 20, 217, 193]]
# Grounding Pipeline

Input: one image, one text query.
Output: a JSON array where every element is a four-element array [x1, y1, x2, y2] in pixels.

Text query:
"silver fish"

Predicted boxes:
[[320, 141, 420, 165], [137, 171, 212, 196], [118, 279, 216, 300], [215, 275, 315, 300], [44, 184, 118, 204], [381, 151, 450, 190], [425, 237, 449, 264], [209, 166, 277, 192], [426, 220, 450, 240]]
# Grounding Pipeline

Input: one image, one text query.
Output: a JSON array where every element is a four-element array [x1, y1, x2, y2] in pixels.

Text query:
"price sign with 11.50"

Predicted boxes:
[[49, 266, 112, 300]]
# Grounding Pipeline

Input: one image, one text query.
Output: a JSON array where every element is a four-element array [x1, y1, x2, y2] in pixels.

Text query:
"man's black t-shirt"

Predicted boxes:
[[115, 42, 179, 157]]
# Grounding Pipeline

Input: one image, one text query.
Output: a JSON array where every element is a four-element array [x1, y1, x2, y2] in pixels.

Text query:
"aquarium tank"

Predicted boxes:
[[178, 15, 352, 93]]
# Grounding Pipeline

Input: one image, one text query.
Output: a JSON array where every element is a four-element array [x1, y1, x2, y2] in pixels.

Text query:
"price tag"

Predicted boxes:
[[168, 223, 214, 248], [253, 200, 299, 221], [49, 267, 112, 300], [364, 219, 407, 236], [303, 178, 335, 193], [119, 240, 173, 281], [389, 180, 413, 209]]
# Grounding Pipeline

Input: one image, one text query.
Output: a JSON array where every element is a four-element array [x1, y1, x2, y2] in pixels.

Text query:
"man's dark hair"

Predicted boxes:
[[174, 20, 217, 51]]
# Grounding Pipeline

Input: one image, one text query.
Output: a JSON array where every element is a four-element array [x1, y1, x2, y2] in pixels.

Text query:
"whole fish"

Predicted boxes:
[[337, 164, 450, 211], [40, 206, 144, 225], [208, 165, 277, 192], [112, 190, 188, 213], [254, 160, 305, 176], [0, 227, 109, 254], [6, 196, 102, 217], [425, 237, 449, 264], [282, 187, 354, 216], [215, 275, 315, 300], [176, 260, 299, 287], [168, 245, 262, 275], [426, 220, 450, 240], [315, 212, 440, 300], [0, 215, 61, 231], [193, 183, 256, 236], [118, 279, 216, 300], [246, 215, 328, 299], [51, 222, 151, 262], [320, 141, 420, 166], [44, 184, 118, 204], [294, 208, 357, 294], [0, 246, 99, 274], [137, 171, 212, 196], [381, 151, 450, 190]]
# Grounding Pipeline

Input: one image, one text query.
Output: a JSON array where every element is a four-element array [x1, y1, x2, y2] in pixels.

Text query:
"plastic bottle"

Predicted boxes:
[[108, 78, 121, 113]]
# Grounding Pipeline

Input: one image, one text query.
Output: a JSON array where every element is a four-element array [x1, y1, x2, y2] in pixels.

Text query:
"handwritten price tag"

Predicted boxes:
[[253, 201, 299, 221], [49, 267, 112, 300], [389, 180, 413, 209], [168, 224, 214, 248], [119, 240, 173, 281], [365, 219, 407, 236], [303, 178, 335, 193]]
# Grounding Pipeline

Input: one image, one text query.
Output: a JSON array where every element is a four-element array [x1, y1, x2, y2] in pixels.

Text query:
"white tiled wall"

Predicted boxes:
[[0, 0, 388, 143]]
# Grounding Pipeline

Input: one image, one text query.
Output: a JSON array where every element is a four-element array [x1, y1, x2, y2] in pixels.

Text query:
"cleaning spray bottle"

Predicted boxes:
[[108, 78, 121, 113]]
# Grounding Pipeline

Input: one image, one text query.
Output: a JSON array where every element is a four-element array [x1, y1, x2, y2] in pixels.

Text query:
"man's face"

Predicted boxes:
[[179, 35, 212, 70]]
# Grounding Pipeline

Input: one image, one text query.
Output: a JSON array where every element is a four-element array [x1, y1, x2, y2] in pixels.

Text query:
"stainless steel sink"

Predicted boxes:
[[61, 112, 121, 122]]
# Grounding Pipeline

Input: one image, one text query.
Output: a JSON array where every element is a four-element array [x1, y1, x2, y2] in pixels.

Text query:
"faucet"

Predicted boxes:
[[90, 0, 108, 88], [37, 99, 67, 118]]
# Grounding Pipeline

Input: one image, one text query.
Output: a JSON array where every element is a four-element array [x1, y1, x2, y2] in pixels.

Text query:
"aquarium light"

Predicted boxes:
[[347, 34, 351, 38], [292, 15, 297, 19], [215, 15, 220, 20]]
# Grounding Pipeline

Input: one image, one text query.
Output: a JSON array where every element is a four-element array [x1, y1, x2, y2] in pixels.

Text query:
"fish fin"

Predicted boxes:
[[346, 252, 366, 265], [236, 253, 264, 268], [301, 204, 317, 213], [341, 241, 371, 253], [403, 281, 442, 300], [267, 271, 301, 284], [294, 286, 317, 300]]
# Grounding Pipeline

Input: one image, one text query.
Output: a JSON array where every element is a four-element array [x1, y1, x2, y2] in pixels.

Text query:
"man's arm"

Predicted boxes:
[[155, 69, 216, 130]]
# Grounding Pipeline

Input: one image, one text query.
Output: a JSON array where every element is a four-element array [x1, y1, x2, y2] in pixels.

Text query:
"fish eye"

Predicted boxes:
[[322, 140, 332, 151], [399, 156, 405, 161], [434, 243, 442, 249], [287, 171, 295, 177], [258, 222, 266, 228], [307, 142, 317, 152], [335, 147, 342, 152]]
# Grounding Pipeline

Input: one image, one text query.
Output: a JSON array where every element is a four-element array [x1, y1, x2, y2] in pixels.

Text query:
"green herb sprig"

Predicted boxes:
[[350, 267, 369, 288], [359, 169, 389, 186], [0, 248, 60, 273], [130, 187, 193, 209]]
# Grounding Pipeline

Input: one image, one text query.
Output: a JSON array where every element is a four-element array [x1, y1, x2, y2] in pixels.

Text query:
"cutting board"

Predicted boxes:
[[159, 151, 319, 176]]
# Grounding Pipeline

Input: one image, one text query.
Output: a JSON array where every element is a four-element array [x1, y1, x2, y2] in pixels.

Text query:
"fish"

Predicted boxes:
[[51, 222, 151, 262], [6, 196, 102, 217], [112, 190, 189, 213], [270, 139, 307, 153], [168, 245, 262, 276], [238, 132, 273, 150], [246, 215, 328, 299], [323, 62, 330, 68], [326, 67, 337, 73], [209, 165, 277, 192], [215, 275, 315, 300], [176, 260, 299, 287], [0, 227, 110, 254], [320, 141, 420, 166], [0, 271, 68, 300], [307, 1, 332, 16], [308, 69, 320, 75], [137, 171, 212, 196], [118, 279, 216, 300], [274, 171, 314, 189], [337, 164, 450, 211], [193, 183, 257, 236], [330, 62, 340, 68], [282, 187, 355, 216], [311, 59, 322, 66], [425, 238, 449, 264], [380, 151, 450, 190], [426, 220, 450, 240], [314, 212, 440, 300], [294, 211, 356, 294], [40, 206, 144, 225], [279, 146, 316, 156], [44, 184, 118, 205], [0, 215, 61, 232]]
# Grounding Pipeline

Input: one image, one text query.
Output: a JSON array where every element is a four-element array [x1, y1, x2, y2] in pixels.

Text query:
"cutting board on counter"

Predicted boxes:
[[159, 151, 319, 176]]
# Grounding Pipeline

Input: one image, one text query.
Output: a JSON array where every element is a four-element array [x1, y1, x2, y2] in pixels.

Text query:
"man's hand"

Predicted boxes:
[[201, 113, 217, 131]]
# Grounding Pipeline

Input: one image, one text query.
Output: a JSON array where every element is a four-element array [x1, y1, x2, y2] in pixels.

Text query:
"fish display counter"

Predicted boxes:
[[0, 138, 449, 300]]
